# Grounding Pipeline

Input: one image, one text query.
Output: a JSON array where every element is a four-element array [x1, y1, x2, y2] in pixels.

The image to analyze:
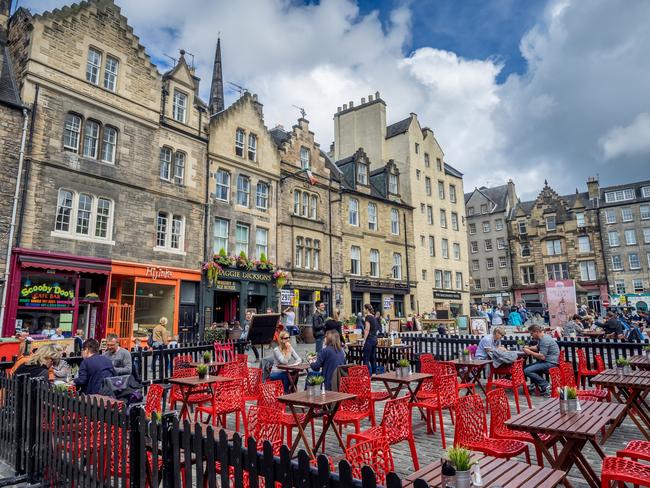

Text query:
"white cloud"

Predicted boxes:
[[599, 113, 650, 160]]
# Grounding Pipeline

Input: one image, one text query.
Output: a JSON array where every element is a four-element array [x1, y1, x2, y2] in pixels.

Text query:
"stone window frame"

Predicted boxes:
[[629, 253, 641, 270], [441, 238, 449, 259], [369, 249, 380, 277], [429, 236, 435, 257], [86, 46, 121, 93], [641, 205, 650, 220], [500, 276, 509, 288], [236, 174, 251, 207], [255, 227, 268, 259], [172, 89, 188, 123], [614, 280, 626, 294], [388, 173, 399, 195], [455, 272, 463, 290], [247, 133, 257, 161], [427, 205, 434, 225], [434, 269, 442, 288], [392, 253, 402, 280], [521, 266, 535, 284], [390, 208, 400, 235], [579, 260, 597, 281], [498, 255, 507, 268], [103, 55, 119, 92], [173, 151, 186, 186], [453, 242, 461, 261], [608, 231, 620, 247], [154, 211, 185, 254], [52, 188, 115, 245], [234, 222, 250, 256], [215, 169, 231, 202], [235, 129, 245, 157], [439, 209, 447, 228], [577, 235, 591, 253], [488, 277, 496, 289], [63, 113, 119, 165], [468, 222, 476, 235], [368, 202, 378, 231], [471, 259, 479, 271], [159, 146, 186, 186], [611, 254, 623, 271], [293, 189, 318, 220], [356, 162, 369, 186], [300, 146, 311, 169], [632, 279, 645, 293], [86, 47, 102, 85], [424, 153, 430, 168], [486, 257, 494, 270], [449, 185, 457, 203], [604, 188, 634, 203], [451, 212, 459, 231], [438, 181, 445, 200], [425, 177, 432, 196], [625, 229, 637, 246]]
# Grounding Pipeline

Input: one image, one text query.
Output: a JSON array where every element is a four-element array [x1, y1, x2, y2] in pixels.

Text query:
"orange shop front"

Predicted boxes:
[[107, 262, 201, 341]]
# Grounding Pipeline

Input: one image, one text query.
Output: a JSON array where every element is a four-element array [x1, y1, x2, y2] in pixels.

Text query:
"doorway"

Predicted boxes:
[[214, 291, 239, 324]]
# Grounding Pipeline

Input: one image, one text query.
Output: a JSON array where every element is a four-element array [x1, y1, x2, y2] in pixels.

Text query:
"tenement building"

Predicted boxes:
[[272, 118, 343, 323], [508, 181, 607, 313], [333, 94, 469, 316], [592, 177, 650, 299], [464, 181, 518, 305], [3, 1, 207, 340]]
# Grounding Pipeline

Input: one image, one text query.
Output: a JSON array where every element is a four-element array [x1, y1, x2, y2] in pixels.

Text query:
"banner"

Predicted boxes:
[[545, 280, 577, 328]]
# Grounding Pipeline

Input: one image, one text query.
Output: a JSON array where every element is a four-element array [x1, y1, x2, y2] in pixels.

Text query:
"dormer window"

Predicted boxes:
[[172, 90, 187, 123], [356, 163, 368, 185], [300, 147, 310, 169], [248, 134, 257, 161], [235, 129, 245, 157], [389, 173, 399, 194], [546, 215, 556, 231]]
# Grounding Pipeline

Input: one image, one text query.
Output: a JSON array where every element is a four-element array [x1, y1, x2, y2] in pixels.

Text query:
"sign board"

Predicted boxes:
[[215, 280, 238, 291], [247, 313, 281, 345], [545, 280, 577, 328], [433, 291, 462, 300], [314, 290, 321, 301], [219, 269, 273, 282], [383, 297, 393, 310], [292, 289, 300, 308], [350, 279, 409, 293], [19, 283, 75, 308], [280, 289, 293, 305]]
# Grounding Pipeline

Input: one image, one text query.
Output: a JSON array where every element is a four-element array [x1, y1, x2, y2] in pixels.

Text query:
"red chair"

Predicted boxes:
[[214, 341, 235, 362], [244, 367, 262, 402], [595, 354, 606, 373], [440, 361, 475, 395], [168, 367, 212, 417], [454, 394, 530, 462], [559, 362, 609, 401], [346, 396, 419, 470], [345, 437, 395, 486], [601, 456, 650, 487], [417, 357, 440, 401], [617, 440, 650, 462], [413, 373, 457, 448], [235, 353, 249, 364], [221, 361, 247, 381], [348, 365, 389, 424], [173, 354, 193, 370], [487, 388, 554, 466], [144, 384, 164, 418], [259, 380, 315, 447], [194, 378, 247, 432], [577, 349, 600, 388], [486, 359, 531, 413], [333, 376, 375, 434]]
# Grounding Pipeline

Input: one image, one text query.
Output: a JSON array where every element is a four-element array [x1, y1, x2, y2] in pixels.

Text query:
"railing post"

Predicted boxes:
[[12, 374, 26, 476], [129, 405, 143, 488], [23, 378, 40, 483], [161, 411, 177, 488]]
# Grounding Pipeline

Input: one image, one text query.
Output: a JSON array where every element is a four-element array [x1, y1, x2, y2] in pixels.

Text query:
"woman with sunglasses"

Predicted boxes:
[[269, 331, 301, 393]]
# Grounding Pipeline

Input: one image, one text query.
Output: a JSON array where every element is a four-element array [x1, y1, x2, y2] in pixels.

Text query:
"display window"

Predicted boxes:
[[16, 271, 76, 334]]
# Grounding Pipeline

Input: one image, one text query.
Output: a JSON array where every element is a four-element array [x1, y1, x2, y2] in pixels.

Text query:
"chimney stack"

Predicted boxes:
[[587, 176, 600, 200]]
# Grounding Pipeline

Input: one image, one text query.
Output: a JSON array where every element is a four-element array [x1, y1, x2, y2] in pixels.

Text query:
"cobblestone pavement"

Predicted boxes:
[[251, 341, 640, 488]]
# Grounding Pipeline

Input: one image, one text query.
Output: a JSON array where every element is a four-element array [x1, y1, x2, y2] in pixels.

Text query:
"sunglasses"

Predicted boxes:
[[280, 336, 290, 340]]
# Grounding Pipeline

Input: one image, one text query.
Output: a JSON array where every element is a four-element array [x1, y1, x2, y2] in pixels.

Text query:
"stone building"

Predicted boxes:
[[204, 91, 280, 324], [271, 118, 343, 324], [332, 94, 470, 316], [592, 177, 650, 298], [3, 0, 207, 339], [464, 181, 518, 305], [334, 149, 416, 318], [508, 181, 608, 313]]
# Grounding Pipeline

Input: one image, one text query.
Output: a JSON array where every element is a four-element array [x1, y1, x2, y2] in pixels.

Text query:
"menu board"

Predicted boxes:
[[19, 283, 75, 308]]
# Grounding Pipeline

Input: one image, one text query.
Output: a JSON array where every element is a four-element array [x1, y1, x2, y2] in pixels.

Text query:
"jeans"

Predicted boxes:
[[269, 371, 290, 393], [524, 360, 555, 391], [315, 336, 324, 355], [363, 336, 377, 374]]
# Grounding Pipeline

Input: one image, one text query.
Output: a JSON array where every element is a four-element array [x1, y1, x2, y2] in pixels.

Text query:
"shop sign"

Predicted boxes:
[[383, 297, 393, 310], [314, 290, 321, 301], [281, 289, 293, 305], [19, 283, 75, 307], [220, 269, 273, 282], [293, 289, 300, 307], [145, 266, 173, 280], [432, 291, 462, 300], [215, 280, 238, 291], [350, 279, 409, 293]]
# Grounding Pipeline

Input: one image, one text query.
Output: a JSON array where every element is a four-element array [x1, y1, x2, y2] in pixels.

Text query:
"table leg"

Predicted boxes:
[[179, 386, 192, 421], [286, 372, 299, 394], [381, 380, 404, 399], [287, 405, 316, 459], [611, 387, 650, 440], [313, 402, 347, 455], [471, 367, 487, 395], [407, 380, 428, 419], [544, 435, 600, 488]]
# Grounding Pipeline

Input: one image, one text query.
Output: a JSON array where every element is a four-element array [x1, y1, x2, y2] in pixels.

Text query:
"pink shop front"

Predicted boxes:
[[514, 282, 608, 315]]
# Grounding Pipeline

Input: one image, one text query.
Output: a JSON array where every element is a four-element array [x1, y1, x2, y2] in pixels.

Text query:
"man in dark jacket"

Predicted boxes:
[[75, 339, 116, 395], [312, 301, 326, 354]]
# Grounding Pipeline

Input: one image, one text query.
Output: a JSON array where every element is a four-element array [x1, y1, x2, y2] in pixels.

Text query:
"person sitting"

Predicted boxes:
[[475, 326, 506, 360], [50, 344, 71, 381], [563, 315, 583, 337], [40, 321, 55, 338], [603, 312, 625, 339], [13, 344, 61, 381], [50, 327, 66, 340], [75, 339, 116, 395], [269, 331, 301, 393], [73, 329, 85, 355], [103, 333, 132, 376], [310, 330, 346, 391], [523, 324, 560, 397]]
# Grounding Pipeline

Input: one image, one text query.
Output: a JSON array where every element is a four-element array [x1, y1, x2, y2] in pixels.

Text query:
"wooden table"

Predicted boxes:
[[402, 454, 567, 488], [630, 354, 650, 371], [580, 330, 606, 338], [372, 371, 432, 402], [591, 368, 650, 440], [276, 363, 311, 393], [278, 390, 356, 460], [168, 375, 233, 419], [505, 398, 625, 488], [449, 358, 492, 394], [189, 361, 228, 375]]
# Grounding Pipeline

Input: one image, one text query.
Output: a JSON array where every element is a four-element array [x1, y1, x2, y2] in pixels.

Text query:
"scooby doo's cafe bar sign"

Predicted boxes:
[[19, 283, 75, 308]]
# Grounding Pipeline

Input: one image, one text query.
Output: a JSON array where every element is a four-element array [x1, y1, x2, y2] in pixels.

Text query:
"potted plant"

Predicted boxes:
[[446, 446, 474, 488], [202, 260, 223, 287], [214, 248, 236, 267], [644, 345, 650, 357], [558, 386, 580, 414], [306, 375, 325, 395], [516, 339, 526, 351], [197, 364, 208, 379], [53, 382, 70, 394], [461, 347, 470, 358], [616, 357, 630, 377], [236, 251, 253, 270], [396, 358, 410, 376], [255, 252, 275, 272], [273, 270, 289, 289], [202, 351, 212, 364]]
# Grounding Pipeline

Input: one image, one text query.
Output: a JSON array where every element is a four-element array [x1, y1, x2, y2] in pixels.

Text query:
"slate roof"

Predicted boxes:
[[468, 184, 509, 212], [385, 117, 411, 138], [0, 42, 22, 108], [443, 162, 463, 178], [599, 179, 650, 207], [269, 127, 291, 148]]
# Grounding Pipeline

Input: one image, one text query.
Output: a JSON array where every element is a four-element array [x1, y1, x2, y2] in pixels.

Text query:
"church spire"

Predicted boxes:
[[209, 37, 224, 115]]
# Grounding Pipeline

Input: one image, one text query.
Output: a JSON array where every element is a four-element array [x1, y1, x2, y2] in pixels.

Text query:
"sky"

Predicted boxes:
[[16, 0, 650, 200]]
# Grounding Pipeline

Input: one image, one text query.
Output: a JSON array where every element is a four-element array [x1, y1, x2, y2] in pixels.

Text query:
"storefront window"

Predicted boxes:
[[16, 270, 76, 334], [134, 282, 175, 334]]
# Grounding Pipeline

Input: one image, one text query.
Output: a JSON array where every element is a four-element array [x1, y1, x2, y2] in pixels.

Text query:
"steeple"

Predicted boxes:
[[209, 37, 224, 115]]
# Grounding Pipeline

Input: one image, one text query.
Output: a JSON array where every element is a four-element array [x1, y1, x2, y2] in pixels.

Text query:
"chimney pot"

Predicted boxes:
[[375, 91, 380, 99], [337, 106, 342, 113], [343, 104, 348, 110], [349, 101, 354, 107], [368, 94, 374, 102], [361, 97, 366, 104]]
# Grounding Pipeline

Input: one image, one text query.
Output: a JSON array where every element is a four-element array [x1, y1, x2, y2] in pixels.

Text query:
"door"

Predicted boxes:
[[178, 304, 196, 343]]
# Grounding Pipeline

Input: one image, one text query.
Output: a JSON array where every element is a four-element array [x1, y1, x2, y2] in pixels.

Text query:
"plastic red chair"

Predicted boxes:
[[413, 373, 457, 448], [144, 384, 164, 418], [595, 354, 606, 372], [235, 353, 249, 364], [486, 359, 531, 413], [617, 440, 650, 462], [348, 365, 389, 424], [487, 388, 554, 466], [244, 367, 262, 402], [346, 396, 419, 470], [440, 361, 475, 395], [168, 367, 212, 417], [559, 362, 609, 401], [173, 354, 193, 370], [334, 376, 375, 434], [194, 378, 247, 432], [601, 456, 650, 487], [454, 394, 530, 462], [259, 380, 315, 447], [416, 357, 440, 401], [577, 349, 600, 388], [345, 437, 395, 486], [214, 341, 235, 363]]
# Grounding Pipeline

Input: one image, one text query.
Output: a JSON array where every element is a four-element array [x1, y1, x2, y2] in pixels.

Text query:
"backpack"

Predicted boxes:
[[147, 332, 154, 348], [99, 375, 144, 411]]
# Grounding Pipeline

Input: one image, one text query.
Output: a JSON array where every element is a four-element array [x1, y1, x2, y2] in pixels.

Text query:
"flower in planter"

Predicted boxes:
[[202, 261, 223, 287], [273, 270, 289, 288], [236, 251, 253, 270], [616, 358, 630, 367], [214, 248, 236, 267]]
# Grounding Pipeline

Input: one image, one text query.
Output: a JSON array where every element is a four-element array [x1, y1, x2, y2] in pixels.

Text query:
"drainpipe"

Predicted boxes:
[[16, 84, 38, 246], [0, 107, 30, 329], [403, 211, 411, 314]]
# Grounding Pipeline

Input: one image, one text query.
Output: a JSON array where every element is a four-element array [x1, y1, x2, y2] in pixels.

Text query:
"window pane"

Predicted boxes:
[[248, 134, 257, 161], [293, 190, 300, 214], [300, 147, 310, 169], [101, 126, 117, 163], [391, 209, 399, 234], [235, 129, 245, 157], [86, 48, 101, 84], [95, 198, 111, 238], [213, 218, 229, 254], [310, 195, 317, 219], [76, 193, 92, 235], [55, 190, 73, 232], [156, 212, 168, 247], [235, 224, 249, 256], [160, 147, 172, 180], [63, 114, 81, 151], [171, 215, 183, 249], [82, 120, 100, 158], [236, 176, 250, 206], [103, 56, 119, 91], [172, 90, 187, 122], [216, 170, 230, 201], [255, 228, 268, 258], [174, 152, 185, 185], [256, 183, 269, 210]]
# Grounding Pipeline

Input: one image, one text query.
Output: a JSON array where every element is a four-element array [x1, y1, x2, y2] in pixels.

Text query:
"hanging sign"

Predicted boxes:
[[281, 289, 293, 305]]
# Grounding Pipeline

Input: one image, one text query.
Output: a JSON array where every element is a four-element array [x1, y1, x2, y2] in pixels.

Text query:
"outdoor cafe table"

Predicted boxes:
[[629, 354, 650, 371], [505, 398, 625, 488], [276, 362, 312, 393], [371, 371, 432, 402], [278, 390, 356, 460], [449, 358, 492, 394], [168, 375, 234, 419], [591, 368, 650, 440], [581, 330, 606, 338], [401, 454, 567, 488], [189, 361, 228, 375]]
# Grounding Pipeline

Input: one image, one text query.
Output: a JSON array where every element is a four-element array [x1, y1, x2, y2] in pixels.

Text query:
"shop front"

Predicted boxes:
[[108, 262, 201, 342], [3, 249, 111, 338], [432, 290, 465, 317], [349, 279, 410, 318], [204, 268, 277, 327]]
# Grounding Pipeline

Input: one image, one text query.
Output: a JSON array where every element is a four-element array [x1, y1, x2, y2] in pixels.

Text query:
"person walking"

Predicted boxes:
[[523, 324, 560, 397], [362, 303, 379, 374], [312, 301, 326, 354], [75, 339, 116, 395], [491, 306, 504, 326]]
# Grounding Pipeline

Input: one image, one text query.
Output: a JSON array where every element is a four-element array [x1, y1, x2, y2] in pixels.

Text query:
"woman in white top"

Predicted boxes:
[[491, 306, 504, 326], [268, 331, 301, 392]]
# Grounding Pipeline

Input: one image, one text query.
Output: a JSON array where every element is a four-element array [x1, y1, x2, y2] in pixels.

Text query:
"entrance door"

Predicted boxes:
[[178, 304, 196, 343], [370, 293, 382, 316], [214, 292, 239, 324], [80, 302, 102, 340]]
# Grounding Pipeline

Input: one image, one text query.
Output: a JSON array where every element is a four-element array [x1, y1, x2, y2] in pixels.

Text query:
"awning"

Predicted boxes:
[[19, 255, 111, 274]]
